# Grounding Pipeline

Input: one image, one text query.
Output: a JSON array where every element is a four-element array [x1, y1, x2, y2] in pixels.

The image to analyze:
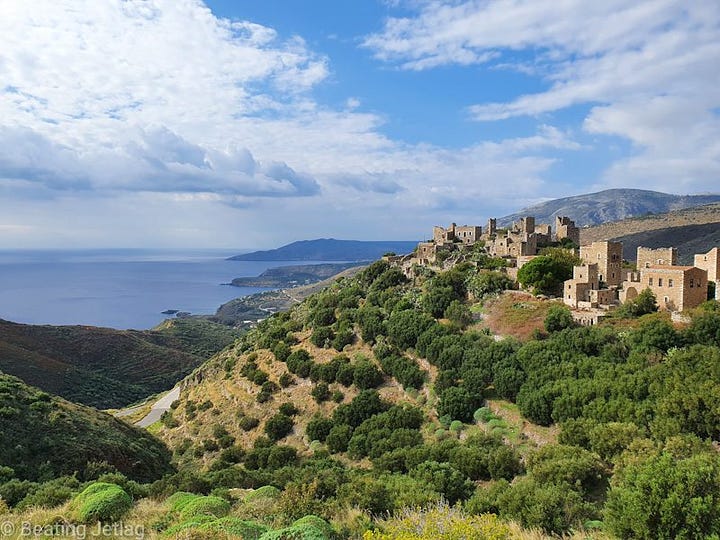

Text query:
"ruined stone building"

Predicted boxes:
[[637, 246, 678, 269], [563, 263, 617, 309], [555, 216, 580, 246], [433, 223, 482, 246], [621, 264, 707, 312], [579, 241, 624, 287], [694, 247, 720, 300], [565, 244, 711, 313]]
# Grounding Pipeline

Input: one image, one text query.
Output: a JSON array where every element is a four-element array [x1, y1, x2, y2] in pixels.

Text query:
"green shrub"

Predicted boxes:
[[306, 416, 334, 442], [292, 515, 333, 537], [239, 415, 260, 431], [279, 372, 295, 388], [245, 485, 281, 502], [326, 424, 353, 453], [71, 482, 133, 523], [167, 491, 199, 513], [265, 413, 294, 441], [311, 382, 331, 403], [352, 361, 384, 389], [179, 495, 231, 520]]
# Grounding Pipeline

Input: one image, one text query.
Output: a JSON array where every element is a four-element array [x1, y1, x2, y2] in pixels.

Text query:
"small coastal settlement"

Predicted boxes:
[[386, 216, 720, 325]]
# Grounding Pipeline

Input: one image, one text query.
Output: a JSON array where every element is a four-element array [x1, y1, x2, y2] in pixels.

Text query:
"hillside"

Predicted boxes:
[[579, 203, 720, 262], [145, 258, 720, 538], [228, 238, 417, 261], [230, 262, 364, 287], [0, 372, 172, 482], [501, 189, 720, 227], [211, 265, 367, 327], [0, 318, 240, 409]]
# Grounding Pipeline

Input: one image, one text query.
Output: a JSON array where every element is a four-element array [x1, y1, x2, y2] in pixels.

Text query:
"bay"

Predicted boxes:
[[0, 249, 313, 329]]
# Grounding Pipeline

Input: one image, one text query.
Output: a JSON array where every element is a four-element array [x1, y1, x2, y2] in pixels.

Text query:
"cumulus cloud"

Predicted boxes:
[[0, 0, 590, 246], [0, 0, 327, 201], [365, 0, 720, 191]]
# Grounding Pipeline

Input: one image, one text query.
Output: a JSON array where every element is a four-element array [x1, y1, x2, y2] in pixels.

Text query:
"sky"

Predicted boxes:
[[1, 0, 719, 249]]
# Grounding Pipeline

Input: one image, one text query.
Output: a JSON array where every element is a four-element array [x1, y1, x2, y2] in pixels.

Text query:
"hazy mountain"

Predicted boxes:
[[228, 238, 417, 261], [499, 189, 720, 227]]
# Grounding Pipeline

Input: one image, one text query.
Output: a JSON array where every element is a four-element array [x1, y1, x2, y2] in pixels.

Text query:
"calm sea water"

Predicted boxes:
[[0, 249, 306, 329]]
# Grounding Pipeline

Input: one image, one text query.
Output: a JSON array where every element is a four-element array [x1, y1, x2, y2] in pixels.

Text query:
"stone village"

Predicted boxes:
[[385, 216, 720, 325]]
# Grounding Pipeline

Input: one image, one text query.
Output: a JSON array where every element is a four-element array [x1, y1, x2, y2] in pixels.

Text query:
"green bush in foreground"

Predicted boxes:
[[71, 482, 132, 523], [178, 495, 231, 520]]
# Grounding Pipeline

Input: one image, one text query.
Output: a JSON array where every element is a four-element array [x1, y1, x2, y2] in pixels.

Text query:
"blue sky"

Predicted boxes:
[[0, 0, 718, 248]]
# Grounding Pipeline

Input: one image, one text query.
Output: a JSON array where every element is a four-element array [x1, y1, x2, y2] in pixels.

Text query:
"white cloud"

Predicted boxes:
[[0, 0, 585, 247], [365, 0, 720, 191]]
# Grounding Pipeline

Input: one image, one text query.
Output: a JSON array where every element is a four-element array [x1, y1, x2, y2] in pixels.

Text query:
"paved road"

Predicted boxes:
[[135, 386, 181, 428]]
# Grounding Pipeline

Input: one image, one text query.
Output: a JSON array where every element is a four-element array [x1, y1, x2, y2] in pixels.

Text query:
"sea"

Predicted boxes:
[[0, 249, 311, 330]]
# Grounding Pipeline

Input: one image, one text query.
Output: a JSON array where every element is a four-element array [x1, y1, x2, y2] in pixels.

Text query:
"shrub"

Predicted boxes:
[[264, 413, 294, 441], [335, 363, 355, 387], [286, 350, 313, 378], [387, 310, 434, 350], [278, 372, 295, 388], [605, 451, 720, 539], [245, 485, 280, 502], [365, 503, 511, 540], [311, 382, 331, 403], [197, 517, 268, 539], [353, 361, 384, 389], [444, 300, 473, 328], [544, 304, 574, 332], [71, 482, 133, 523], [273, 342, 292, 362], [437, 387, 477, 423], [279, 403, 299, 417], [326, 424, 353, 453], [498, 477, 595, 534], [338, 475, 391, 515], [517, 255, 575, 296], [410, 462, 474, 504], [311, 326, 335, 348], [179, 495, 231, 520], [239, 415, 260, 431], [306, 416, 334, 442], [332, 327, 355, 351]]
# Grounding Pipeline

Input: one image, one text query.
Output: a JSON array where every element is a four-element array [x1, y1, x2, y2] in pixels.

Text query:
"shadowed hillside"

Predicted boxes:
[[0, 318, 240, 409], [0, 372, 172, 482]]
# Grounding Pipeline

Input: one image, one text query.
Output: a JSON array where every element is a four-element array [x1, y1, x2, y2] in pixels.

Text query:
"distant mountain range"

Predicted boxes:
[[228, 239, 417, 261], [500, 189, 720, 227]]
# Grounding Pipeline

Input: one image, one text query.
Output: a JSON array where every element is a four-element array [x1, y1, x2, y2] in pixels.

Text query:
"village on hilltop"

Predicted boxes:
[[386, 215, 720, 325]]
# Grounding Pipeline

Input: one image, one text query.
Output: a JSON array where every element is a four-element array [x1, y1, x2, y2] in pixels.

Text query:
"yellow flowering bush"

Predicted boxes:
[[363, 503, 511, 540]]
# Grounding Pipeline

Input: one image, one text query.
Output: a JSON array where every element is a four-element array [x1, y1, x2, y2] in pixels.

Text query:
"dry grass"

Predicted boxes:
[[484, 399, 559, 452], [156, 327, 432, 465], [477, 291, 555, 341]]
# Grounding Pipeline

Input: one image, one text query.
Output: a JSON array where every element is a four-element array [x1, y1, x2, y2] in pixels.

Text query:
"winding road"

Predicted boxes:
[[134, 386, 181, 428]]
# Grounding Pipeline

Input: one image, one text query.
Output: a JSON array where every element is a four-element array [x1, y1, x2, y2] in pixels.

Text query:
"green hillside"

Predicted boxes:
[[143, 259, 720, 538], [0, 317, 241, 409], [0, 372, 173, 483]]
